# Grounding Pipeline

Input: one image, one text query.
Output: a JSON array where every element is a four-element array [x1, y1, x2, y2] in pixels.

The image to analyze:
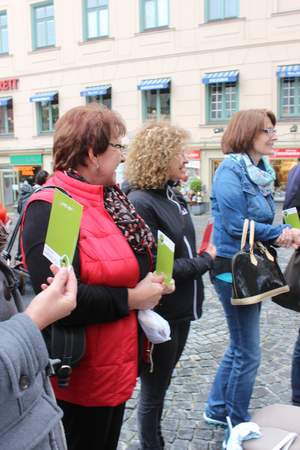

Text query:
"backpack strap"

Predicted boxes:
[[3, 185, 71, 265]]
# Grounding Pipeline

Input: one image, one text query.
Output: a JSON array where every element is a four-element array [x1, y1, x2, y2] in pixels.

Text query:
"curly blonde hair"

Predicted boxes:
[[125, 122, 189, 189]]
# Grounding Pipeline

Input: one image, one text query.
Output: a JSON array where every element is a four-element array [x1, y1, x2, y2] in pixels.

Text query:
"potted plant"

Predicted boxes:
[[188, 178, 206, 215]]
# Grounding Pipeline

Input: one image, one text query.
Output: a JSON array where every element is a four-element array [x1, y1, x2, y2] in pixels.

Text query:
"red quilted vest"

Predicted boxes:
[[23, 171, 141, 407]]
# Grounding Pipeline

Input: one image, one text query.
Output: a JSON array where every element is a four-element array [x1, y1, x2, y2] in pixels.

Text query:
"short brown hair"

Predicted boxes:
[[221, 109, 276, 154], [53, 104, 126, 170]]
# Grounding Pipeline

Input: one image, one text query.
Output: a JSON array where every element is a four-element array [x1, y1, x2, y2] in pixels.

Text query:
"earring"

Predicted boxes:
[[95, 162, 100, 169]]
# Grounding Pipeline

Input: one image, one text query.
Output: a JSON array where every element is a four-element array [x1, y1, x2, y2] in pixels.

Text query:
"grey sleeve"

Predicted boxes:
[[0, 313, 49, 402]]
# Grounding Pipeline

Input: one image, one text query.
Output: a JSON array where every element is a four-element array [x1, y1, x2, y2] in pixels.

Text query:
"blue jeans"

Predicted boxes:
[[292, 327, 300, 405], [207, 278, 261, 426], [138, 321, 190, 450]]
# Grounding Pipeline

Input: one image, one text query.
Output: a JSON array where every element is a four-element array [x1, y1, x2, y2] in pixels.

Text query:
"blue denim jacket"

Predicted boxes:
[[211, 156, 287, 258]]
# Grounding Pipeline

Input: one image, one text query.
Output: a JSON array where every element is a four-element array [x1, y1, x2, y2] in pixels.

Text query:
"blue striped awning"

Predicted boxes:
[[202, 71, 239, 84], [0, 97, 11, 106], [277, 65, 300, 78], [30, 91, 58, 102], [138, 78, 171, 91], [80, 85, 111, 97]]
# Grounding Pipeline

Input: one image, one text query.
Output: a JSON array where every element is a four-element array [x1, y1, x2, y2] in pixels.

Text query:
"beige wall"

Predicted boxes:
[[0, 0, 299, 193]]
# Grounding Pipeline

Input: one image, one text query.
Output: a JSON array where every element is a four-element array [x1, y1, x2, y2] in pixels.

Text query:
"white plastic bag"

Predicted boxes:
[[138, 309, 171, 344]]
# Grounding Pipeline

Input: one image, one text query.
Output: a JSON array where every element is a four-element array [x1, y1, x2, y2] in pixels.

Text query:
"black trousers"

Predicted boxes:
[[138, 321, 191, 450], [57, 399, 125, 450]]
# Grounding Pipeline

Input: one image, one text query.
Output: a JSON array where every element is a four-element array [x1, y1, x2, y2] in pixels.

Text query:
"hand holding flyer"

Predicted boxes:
[[155, 230, 175, 286], [43, 189, 83, 268]]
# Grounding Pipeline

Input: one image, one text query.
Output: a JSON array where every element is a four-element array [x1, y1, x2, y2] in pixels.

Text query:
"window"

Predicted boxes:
[[279, 78, 300, 118], [206, 0, 239, 21], [141, 0, 169, 31], [35, 94, 59, 133], [81, 85, 112, 108], [86, 92, 111, 108], [0, 11, 8, 54], [142, 87, 170, 120], [207, 82, 238, 122], [84, 0, 109, 40], [32, 1, 55, 49], [0, 98, 13, 135], [277, 65, 300, 118]]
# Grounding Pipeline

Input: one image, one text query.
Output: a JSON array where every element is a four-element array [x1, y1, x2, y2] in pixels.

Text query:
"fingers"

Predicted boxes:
[[162, 278, 175, 295], [276, 228, 294, 247], [64, 266, 78, 299], [48, 267, 69, 293], [50, 264, 60, 276]]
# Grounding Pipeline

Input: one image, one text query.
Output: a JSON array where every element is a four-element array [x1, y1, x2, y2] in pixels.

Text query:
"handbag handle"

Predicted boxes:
[[249, 219, 257, 266], [240, 219, 274, 266], [240, 219, 257, 266], [240, 218, 250, 251]]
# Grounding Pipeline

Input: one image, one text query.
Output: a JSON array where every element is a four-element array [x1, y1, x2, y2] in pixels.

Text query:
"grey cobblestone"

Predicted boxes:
[[118, 207, 300, 450]]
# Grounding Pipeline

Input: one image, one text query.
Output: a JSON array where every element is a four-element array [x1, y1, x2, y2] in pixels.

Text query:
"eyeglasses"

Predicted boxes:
[[261, 128, 277, 136], [109, 142, 127, 152]]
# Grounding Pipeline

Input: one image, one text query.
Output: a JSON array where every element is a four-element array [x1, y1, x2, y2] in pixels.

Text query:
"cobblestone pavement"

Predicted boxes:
[[118, 208, 300, 450]]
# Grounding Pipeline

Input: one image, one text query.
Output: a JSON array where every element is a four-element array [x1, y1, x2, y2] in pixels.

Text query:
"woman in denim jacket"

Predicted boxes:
[[203, 109, 300, 435]]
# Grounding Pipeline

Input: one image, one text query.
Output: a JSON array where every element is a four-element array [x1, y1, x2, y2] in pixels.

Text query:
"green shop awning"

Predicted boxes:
[[10, 154, 43, 166]]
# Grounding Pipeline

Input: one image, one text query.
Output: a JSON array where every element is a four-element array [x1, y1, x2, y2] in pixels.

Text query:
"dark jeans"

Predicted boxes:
[[207, 278, 261, 426], [57, 399, 125, 450], [138, 321, 190, 450], [292, 327, 300, 405]]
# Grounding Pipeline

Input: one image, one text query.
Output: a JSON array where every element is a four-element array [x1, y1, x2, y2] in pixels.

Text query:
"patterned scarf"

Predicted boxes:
[[229, 153, 275, 196], [66, 169, 155, 254]]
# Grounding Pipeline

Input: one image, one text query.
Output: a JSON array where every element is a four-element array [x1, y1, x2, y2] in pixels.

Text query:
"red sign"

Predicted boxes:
[[0, 78, 19, 91], [187, 149, 201, 160], [271, 148, 300, 159]]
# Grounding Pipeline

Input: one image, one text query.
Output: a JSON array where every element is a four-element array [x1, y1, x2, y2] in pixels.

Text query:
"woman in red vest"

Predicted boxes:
[[21, 104, 169, 450]]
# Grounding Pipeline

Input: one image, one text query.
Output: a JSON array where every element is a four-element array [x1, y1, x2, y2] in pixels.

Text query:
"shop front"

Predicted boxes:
[[270, 148, 300, 201], [0, 153, 44, 208], [10, 154, 43, 185]]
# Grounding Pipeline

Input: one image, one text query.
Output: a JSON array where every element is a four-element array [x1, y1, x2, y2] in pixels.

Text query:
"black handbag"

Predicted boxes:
[[231, 219, 289, 305], [272, 249, 300, 312], [3, 186, 85, 387]]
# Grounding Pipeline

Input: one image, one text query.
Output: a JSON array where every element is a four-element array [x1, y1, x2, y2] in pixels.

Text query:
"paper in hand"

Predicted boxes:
[[155, 230, 175, 286], [43, 189, 83, 268], [283, 207, 300, 229]]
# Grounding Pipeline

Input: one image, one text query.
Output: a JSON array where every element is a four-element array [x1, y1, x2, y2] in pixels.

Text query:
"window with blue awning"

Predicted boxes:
[[0, 97, 11, 106], [138, 78, 171, 91], [30, 91, 58, 102], [277, 65, 300, 79], [80, 85, 111, 97], [202, 71, 239, 84]]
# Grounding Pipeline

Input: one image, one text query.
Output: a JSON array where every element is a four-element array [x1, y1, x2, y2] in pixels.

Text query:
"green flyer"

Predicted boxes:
[[43, 189, 83, 267], [155, 230, 175, 285], [283, 207, 300, 229]]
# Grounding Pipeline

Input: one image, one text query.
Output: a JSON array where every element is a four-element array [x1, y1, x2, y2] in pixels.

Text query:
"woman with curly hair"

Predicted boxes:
[[125, 122, 216, 450]]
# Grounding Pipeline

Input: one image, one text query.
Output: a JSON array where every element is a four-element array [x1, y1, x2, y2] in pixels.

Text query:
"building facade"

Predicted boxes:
[[0, 0, 299, 205]]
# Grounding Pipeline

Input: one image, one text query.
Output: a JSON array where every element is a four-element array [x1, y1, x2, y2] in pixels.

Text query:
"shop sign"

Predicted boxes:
[[0, 78, 19, 91], [271, 148, 300, 159], [16, 166, 35, 176], [187, 149, 201, 160], [10, 154, 43, 166]]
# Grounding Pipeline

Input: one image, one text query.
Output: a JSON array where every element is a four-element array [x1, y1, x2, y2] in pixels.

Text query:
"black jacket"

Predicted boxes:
[[127, 183, 212, 323]]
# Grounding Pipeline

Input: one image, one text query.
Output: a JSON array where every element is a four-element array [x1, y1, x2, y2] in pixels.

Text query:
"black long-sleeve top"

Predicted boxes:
[[127, 184, 212, 323]]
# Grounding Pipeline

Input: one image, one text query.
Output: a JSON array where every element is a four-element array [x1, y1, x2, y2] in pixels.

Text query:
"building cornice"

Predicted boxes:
[[8, 36, 300, 80]]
